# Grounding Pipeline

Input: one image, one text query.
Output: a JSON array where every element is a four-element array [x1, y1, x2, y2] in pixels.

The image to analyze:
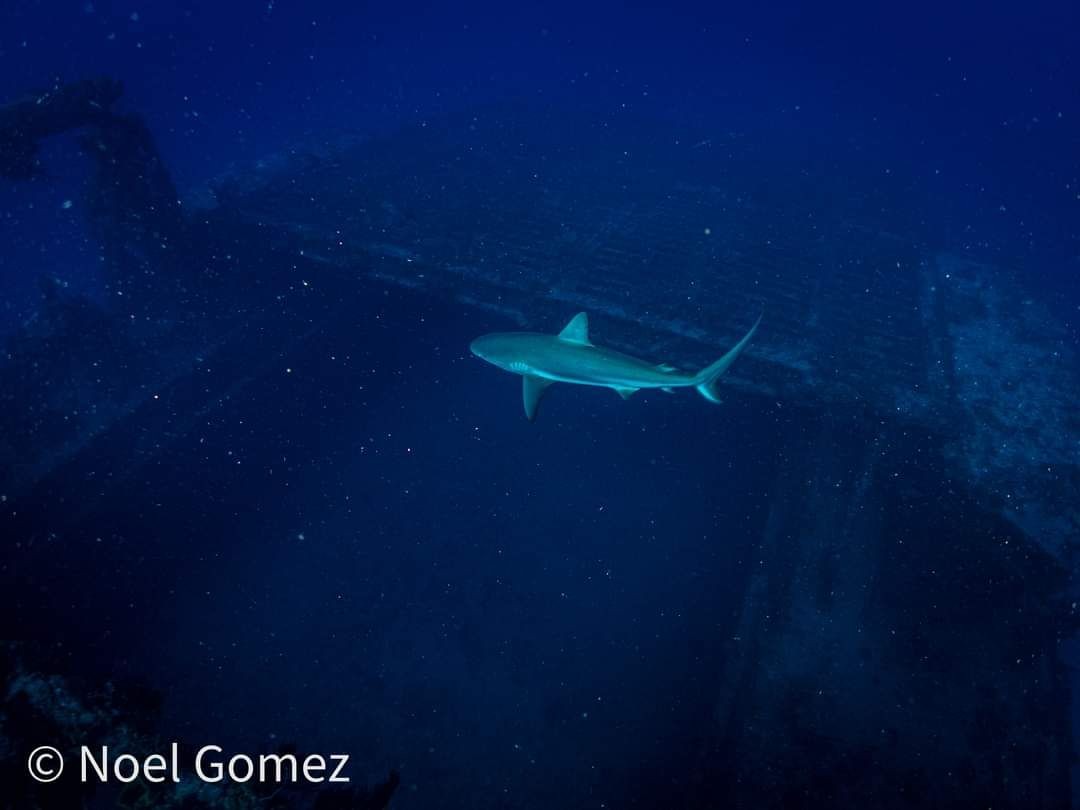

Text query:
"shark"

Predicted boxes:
[[470, 312, 761, 420]]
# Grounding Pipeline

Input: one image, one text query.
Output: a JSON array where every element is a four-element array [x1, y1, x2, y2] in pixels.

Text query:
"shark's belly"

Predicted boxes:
[[543, 370, 631, 387], [531, 358, 683, 388]]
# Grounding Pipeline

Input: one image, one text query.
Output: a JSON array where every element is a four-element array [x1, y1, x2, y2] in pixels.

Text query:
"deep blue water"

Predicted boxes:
[[4, 1, 1079, 330], [2, 2, 1079, 809]]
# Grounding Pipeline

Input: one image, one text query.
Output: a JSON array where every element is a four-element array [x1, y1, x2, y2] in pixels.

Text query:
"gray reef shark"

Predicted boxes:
[[470, 312, 761, 420]]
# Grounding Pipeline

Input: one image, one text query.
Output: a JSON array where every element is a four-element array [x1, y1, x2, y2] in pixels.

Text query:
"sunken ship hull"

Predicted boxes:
[[1, 81, 1076, 808]]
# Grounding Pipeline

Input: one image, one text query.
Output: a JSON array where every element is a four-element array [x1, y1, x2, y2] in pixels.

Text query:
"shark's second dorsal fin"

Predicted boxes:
[[558, 312, 591, 345]]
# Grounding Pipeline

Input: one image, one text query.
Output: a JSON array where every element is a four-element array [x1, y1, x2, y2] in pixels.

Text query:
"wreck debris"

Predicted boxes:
[[0, 77, 123, 180]]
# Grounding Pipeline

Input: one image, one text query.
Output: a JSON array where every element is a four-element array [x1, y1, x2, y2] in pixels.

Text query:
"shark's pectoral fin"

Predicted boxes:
[[614, 387, 639, 400], [522, 375, 554, 421], [558, 312, 592, 345]]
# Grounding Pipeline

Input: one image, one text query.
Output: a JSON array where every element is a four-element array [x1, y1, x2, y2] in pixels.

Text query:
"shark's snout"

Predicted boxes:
[[470, 333, 519, 371], [469, 337, 490, 360]]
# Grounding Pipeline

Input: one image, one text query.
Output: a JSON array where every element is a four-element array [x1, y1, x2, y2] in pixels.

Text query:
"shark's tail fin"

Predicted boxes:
[[694, 314, 762, 403]]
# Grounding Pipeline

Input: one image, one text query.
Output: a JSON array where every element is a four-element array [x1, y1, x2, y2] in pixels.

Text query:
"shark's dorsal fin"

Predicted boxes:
[[655, 363, 677, 373], [557, 312, 591, 345], [522, 375, 554, 421]]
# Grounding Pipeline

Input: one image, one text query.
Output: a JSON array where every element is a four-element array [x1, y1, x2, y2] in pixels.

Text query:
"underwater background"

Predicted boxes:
[[1, 1, 1078, 808]]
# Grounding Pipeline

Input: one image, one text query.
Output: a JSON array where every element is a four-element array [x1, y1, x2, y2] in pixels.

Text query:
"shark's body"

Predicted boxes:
[[470, 312, 760, 420]]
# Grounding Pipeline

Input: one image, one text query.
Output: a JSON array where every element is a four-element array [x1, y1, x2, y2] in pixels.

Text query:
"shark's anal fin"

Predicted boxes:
[[615, 387, 638, 400], [558, 312, 591, 345], [523, 375, 554, 421]]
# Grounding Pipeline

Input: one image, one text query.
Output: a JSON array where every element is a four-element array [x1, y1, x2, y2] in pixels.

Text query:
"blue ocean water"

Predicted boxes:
[[1, 2, 1078, 808]]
